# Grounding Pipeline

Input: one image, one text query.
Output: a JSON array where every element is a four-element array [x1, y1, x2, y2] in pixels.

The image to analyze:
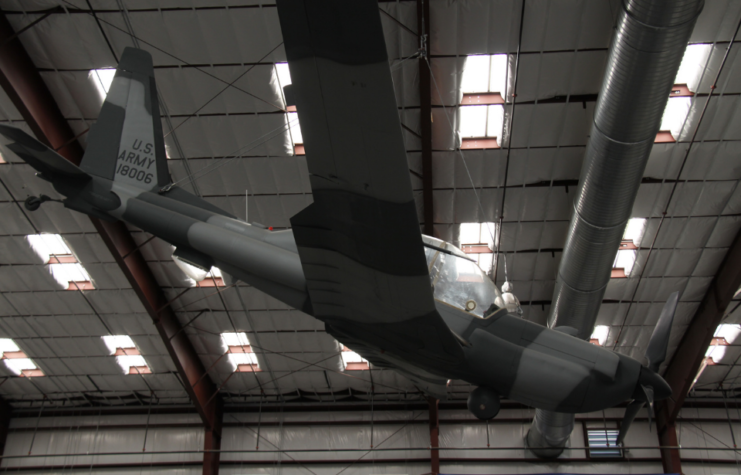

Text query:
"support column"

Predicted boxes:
[[428, 397, 439, 475], [203, 399, 223, 475], [0, 10, 222, 436], [656, 229, 741, 428], [658, 417, 682, 475], [417, 0, 433, 236]]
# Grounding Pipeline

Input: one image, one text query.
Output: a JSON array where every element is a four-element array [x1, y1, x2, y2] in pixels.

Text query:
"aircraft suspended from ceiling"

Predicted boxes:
[[5, 0, 677, 445]]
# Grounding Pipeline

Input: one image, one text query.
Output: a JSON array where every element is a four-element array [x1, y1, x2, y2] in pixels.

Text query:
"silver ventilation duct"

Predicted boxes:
[[526, 0, 703, 458]]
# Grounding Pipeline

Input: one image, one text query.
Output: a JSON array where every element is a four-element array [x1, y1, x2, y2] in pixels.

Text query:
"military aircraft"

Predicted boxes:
[[3, 0, 675, 444]]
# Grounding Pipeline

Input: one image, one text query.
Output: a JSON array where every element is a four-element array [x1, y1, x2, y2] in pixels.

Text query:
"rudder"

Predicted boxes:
[[81, 47, 170, 190]]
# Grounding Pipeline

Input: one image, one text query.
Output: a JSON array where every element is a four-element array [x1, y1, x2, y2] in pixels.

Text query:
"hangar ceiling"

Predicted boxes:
[[0, 0, 739, 409]]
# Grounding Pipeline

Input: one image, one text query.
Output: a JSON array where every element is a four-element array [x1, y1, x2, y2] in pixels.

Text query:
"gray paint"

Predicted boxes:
[[3, 4, 676, 429]]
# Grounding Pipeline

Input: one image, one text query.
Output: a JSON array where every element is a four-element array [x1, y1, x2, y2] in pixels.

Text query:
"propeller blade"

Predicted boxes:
[[643, 385, 655, 432], [617, 399, 645, 446], [646, 291, 681, 372]]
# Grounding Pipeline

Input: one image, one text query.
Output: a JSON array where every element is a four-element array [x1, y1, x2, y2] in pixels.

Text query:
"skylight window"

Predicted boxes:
[[221, 332, 260, 373], [102, 335, 151, 374], [461, 54, 508, 95], [703, 324, 740, 364], [660, 96, 692, 140], [274, 63, 304, 155], [341, 345, 369, 371], [90, 68, 116, 100], [27, 234, 94, 290], [0, 338, 43, 377], [623, 218, 646, 246], [172, 254, 225, 287], [675, 44, 712, 93], [612, 218, 646, 278], [459, 55, 508, 149], [590, 326, 610, 346], [459, 222, 497, 274], [656, 44, 712, 142]]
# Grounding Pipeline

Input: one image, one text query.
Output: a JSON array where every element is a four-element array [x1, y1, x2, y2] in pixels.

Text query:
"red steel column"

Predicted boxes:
[[203, 399, 223, 475], [656, 228, 741, 473], [0, 9, 222, 455], [658, 420, 682, 474], [428, 397, 440, 475]]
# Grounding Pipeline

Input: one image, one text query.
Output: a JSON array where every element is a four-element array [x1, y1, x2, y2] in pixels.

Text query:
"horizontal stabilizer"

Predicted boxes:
[[0, 125, 89, 182]]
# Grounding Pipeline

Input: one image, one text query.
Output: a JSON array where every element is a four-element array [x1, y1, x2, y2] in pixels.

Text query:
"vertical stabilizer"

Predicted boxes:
[[81, 47, 170, 190]]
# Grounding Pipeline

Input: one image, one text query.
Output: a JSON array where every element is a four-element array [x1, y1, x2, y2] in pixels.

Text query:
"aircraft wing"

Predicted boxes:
[[277, 0, 464, 369]]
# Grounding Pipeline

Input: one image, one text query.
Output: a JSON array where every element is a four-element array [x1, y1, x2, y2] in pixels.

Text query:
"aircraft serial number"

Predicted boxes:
[[117, 164, 153, 184]]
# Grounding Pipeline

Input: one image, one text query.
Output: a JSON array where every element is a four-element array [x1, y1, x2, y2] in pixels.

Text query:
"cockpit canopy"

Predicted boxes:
[[422, 235, 503, 318]]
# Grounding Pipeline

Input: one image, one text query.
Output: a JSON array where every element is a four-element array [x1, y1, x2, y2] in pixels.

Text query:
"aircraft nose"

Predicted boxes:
[[636, 366, 673, 401]]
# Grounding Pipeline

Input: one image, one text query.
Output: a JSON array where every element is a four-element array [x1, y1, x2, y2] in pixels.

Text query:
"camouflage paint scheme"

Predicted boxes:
[[1, 0, 670, 417]]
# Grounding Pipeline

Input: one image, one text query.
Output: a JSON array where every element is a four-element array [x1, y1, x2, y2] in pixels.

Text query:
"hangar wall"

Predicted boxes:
[[2, 406, 739, 474]]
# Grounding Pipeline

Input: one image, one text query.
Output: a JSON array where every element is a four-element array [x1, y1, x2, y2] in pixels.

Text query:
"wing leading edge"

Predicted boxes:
[[277, 0, 464, 369]]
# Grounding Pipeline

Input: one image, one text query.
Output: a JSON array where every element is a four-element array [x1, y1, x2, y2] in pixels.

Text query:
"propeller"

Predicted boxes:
[[616, 291, 679, 446]]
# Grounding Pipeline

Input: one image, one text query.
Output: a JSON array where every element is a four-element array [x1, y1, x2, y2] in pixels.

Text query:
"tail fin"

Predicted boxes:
[[81, 47, 170, 190]]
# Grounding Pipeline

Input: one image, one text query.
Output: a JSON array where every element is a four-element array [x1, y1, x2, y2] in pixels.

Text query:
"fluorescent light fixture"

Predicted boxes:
[[675, 44, 712, 92], [460, 105, 504, 139], [90, 68, 116, 99], [27, 234, 93, 289], [590, 325, 610, 346], [623, 218, 646, 246], [461, 54, 508, 94], [614, 249, 637, 276], [660, 96, 692, 140]]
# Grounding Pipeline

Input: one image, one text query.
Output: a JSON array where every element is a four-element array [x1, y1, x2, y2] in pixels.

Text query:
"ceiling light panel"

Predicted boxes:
[[27, 234, 94, 290], [675, 44, 712, 92], [660, 96, 692, 139], [461, 54, 508, 94], [0, 338, 43, 377]]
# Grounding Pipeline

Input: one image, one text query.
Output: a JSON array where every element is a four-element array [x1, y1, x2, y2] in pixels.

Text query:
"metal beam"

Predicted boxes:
[[428, 397, 440, 475], [656, 228, 741, 445], [417, 0, 433, 236], [0, 11, 222, 436]]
